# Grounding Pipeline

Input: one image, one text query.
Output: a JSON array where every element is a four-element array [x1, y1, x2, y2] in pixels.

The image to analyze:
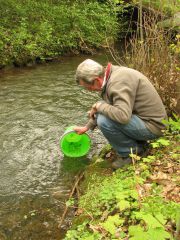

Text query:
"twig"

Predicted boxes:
[[58, 171, 84, 229], [75, 185, 80, 200]]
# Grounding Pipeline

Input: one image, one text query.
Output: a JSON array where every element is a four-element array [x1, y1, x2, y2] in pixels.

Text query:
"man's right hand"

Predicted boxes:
[[73, 126, 89, 134]]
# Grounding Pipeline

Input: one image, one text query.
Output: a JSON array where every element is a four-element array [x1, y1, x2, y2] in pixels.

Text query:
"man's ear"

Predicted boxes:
[[96, 76, 103, 85], [95, 76, 101, 82]]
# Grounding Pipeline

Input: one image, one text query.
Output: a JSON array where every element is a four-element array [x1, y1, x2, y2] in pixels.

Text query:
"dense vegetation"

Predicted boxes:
[[0, 0, 119, 67], [64, 116, 180, 240], [134, 0, 179, 14], [0, 0, 179, 70]]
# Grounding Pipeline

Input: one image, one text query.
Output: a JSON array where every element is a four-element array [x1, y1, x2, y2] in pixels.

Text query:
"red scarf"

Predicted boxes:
[[105, 63, 112, 82], [101, 63, 112, 90]]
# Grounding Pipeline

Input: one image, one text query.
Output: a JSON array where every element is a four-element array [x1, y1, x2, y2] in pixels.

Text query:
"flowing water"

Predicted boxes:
[[0, 55, 110, 239]]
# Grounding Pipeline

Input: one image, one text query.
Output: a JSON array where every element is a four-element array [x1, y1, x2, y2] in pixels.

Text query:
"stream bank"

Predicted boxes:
[[63, 118, 180, 240]]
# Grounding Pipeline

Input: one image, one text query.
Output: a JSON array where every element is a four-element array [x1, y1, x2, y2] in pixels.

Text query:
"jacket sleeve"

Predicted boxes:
[[86, 118, 97, 130], [97, 72, 139, 124]]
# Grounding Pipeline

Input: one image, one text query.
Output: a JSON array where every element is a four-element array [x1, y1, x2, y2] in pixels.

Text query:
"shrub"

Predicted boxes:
[[0, 0, 119, 67], [111, 10, 179, 115]]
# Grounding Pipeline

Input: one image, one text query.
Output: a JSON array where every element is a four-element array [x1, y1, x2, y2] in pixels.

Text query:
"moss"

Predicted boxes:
[[80, 155, 112, 194]]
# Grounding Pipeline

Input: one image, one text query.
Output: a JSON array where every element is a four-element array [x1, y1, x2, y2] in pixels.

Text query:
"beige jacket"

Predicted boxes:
[[86, 65, 167, 136]]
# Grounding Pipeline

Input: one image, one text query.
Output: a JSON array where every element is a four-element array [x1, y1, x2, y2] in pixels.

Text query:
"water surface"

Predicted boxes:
[[0, 55, 109, 239]]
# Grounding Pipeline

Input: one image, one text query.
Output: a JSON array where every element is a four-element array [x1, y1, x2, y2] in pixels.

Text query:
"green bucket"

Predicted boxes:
[[60, 126, 91, 157]]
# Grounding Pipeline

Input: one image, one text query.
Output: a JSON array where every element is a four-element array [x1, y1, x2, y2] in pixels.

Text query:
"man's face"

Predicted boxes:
[[79, 77, 103, 91]]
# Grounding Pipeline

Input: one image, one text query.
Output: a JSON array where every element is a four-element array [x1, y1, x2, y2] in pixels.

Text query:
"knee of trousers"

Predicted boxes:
[[97, 114, 112, 130]]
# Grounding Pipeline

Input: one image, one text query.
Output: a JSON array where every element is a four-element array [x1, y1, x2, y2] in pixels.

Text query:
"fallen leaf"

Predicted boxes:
[[89, 224, 106, 234], [75, 208, 84, 216], [149, 172, 171, 185], [151, 160, 162, 166], [163, 186, 180, 202], [100, 210, 109, 221]]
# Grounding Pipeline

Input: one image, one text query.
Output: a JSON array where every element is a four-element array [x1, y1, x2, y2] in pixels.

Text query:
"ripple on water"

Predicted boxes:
[[0, 56, 108, 239]]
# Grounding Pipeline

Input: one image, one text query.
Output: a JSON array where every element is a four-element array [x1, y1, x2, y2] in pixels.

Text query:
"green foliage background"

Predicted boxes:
[[0, 0, 119, 67]]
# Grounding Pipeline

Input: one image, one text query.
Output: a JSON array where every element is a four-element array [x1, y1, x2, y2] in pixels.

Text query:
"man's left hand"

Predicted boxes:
[[89, 102, 102, 119]]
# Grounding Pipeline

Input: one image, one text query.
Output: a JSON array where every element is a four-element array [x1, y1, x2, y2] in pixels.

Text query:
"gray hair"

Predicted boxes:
[[75, 59, 104, 84]]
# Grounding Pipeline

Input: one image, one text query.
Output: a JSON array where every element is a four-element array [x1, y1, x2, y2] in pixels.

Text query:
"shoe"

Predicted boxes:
[[105, 149, 119, 163], [111, 157, 132, 170]]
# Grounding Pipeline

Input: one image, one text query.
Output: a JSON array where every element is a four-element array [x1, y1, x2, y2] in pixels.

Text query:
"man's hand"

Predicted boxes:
[[73, 126, 89, 134], [89, 102, 102, 119], [89, 103, 97, 119]]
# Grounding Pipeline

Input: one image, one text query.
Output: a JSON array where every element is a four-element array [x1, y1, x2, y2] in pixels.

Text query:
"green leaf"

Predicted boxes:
[[147, 227, 172, 240], [142, 155, 156, 163], [172, 153, 180, 159], [101, 214, 124, 235], [115, 192, 127, 200], [129, 225, 149, 240], [151, 142, 160, 148], [66, 198, 74, 207], [157, 138, 170, 146], [134, 212, 166, 228], [84, 236, 96, 240], [102, 221, 116, 235], [129, 225, 172, 240], [118, 199, 130, 211]]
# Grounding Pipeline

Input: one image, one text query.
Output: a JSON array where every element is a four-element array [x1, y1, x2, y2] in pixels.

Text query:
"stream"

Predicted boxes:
[[0, 55, 110, 239]]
